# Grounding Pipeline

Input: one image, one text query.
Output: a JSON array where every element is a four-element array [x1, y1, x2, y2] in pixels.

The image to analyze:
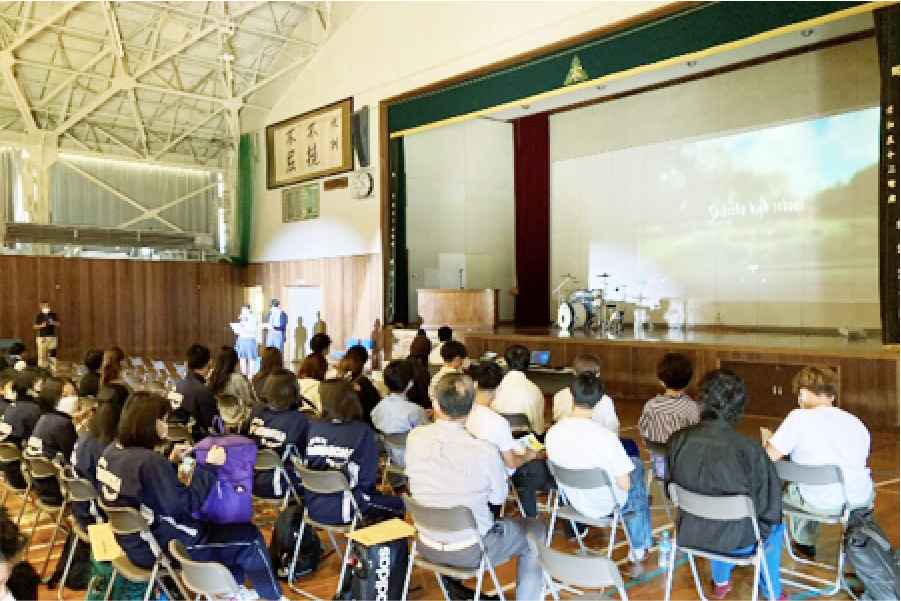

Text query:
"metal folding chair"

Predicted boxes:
[[0, 442, 33, 525], [23, 454, 71, 580], [57, 473, 99, 601], [401, 493, 507, 601], [99, 502, 188, 601], [253, 448, 300, 516], [292, 465, 362, 599], [500, 413, 532, 436], [378, 431, 409, 488], [546, 461, 632, 557], [642, 437, 674, 523], [169, 539, 241, 601], [664, 483, 776, 601], [775, 460, 850, 596], [528, 532, 629, 600]]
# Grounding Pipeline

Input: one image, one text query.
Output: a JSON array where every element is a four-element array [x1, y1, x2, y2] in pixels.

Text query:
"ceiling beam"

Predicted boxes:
[[0, 51, 36, 132], [239, 51, 311, 99], [53, 1, 265, 136], [34, 45, 113, 108], [4, 1, 82, 54], [118, 181, 218, 229], [154, 106, 224, 160]]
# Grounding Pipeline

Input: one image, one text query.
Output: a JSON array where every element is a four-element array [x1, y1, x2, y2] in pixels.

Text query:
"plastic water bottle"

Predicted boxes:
[[658, 531, 672, 568]]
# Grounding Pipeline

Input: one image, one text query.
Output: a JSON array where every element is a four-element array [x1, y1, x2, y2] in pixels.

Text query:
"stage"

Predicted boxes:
[[461, 327, 899, 431]]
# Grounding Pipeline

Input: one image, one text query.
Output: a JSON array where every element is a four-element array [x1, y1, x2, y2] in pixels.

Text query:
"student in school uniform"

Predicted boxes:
[[171, 344, 219, 441], [0, 370, 42, 489], [77, 349, 103, 398], [335, 345, 381, 427], [252, 347, 284, 401], [71, 384, 129, 530], [263, 299, 288, 354], [235, 304, 260, 378], [306, 333, 332, 382], [99, 347, 126, 389], [25, 376, 79, 504], [303, 380, 404, 525], [295, 355, 325, 415], [245, 370, 310, 500], [97, 392, 285, 601]]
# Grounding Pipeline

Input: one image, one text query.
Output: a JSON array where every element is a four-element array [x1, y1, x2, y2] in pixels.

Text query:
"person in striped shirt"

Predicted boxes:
[[639, 352, 699, 478]]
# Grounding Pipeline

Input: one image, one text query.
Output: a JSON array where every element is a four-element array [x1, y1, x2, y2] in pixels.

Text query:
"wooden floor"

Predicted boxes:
[[20, 400, 901, 601]]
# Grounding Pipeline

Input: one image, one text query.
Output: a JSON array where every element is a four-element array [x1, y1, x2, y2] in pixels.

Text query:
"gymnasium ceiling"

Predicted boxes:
[[0, 1, 359, 168]]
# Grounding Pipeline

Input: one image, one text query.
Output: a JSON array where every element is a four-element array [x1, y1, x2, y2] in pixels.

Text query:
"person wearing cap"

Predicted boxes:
[[263, 299, 288, 354]]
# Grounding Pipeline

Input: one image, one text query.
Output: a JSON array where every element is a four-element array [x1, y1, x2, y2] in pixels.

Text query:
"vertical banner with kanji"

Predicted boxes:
[[266, 98, 353, 189]]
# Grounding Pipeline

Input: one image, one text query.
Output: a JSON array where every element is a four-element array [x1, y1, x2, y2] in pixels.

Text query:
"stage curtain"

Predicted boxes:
[[513, 114, 550, 326], [875, 5, 899, 345]]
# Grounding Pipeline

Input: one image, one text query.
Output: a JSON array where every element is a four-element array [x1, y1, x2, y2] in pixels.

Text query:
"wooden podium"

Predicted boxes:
[[417, 289, 498, 329]]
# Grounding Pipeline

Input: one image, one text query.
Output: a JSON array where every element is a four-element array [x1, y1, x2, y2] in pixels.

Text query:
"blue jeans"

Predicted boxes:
[[710, 523, 784, 600], [622, 457, 653, 552]]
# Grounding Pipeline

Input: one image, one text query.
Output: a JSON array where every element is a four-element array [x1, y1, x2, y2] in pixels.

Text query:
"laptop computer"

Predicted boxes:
[[530, 350, 551, 368]]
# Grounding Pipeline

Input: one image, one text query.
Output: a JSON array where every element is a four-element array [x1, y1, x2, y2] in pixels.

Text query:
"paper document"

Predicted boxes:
[[346, 518, 415, 546], [230, 322, 241, 335], [88, 523, 124, 562], [516, 433, 544, 453]]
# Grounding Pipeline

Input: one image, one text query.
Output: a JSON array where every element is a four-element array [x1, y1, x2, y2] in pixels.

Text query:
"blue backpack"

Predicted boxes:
[[192, 417, 257, 524]]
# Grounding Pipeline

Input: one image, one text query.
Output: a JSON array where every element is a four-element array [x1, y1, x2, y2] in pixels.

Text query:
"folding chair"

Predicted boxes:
[[0, 442, 33, 525], [546, 461, 632, 557], [23, 455, 71, 579], [664, 483, 776, 601], [151, 361, 170, 378], [527, 532, 629, 600], [57, 473, 99, 601], [775, 461, 849, 596], [292, 465, 362, 599], [642, 437, 673, 523], [378, 431, 408, 489], [253, 448, 300, 518], [99, 503, 188, 601], [169, 539, 241, 601], [401, 494, 507, 601]]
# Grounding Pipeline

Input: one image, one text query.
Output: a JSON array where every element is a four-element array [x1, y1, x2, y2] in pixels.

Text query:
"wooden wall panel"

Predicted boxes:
[[0, 256, 242, 362], [244, 254, 383, 353]]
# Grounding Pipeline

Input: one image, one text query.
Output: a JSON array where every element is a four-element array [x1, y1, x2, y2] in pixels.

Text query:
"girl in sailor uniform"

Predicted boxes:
[[97, 392, 284, 601]]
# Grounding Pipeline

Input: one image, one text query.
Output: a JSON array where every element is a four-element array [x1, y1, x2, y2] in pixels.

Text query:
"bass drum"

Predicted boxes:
[[557, 303, 574, 330]]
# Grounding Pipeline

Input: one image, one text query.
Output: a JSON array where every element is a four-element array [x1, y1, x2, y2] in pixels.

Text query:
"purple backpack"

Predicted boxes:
[[192, 417, 257, 524]]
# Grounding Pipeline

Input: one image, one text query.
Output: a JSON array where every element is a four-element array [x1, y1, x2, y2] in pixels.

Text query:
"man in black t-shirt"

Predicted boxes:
[[33, 301, 59, 369]]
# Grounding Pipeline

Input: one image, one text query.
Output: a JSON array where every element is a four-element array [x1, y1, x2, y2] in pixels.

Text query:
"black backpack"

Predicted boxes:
[[843, 507, 900, 600], [334, 537, 409, 601], [269, 504, 324, 581]]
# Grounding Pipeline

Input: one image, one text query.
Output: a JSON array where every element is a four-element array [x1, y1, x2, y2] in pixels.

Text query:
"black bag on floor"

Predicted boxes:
[[335, 536, 409, 601], [269, 504, 323, 580], [844, 507, 900, 600], [47, 533, 92, 590]]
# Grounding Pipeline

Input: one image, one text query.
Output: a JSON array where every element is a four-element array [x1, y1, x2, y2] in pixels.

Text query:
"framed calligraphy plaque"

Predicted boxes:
[[266, 98, 353, 189]]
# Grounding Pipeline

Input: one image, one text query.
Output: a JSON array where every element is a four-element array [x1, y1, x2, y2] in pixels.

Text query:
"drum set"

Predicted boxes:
[[555, 273, 625, 335]]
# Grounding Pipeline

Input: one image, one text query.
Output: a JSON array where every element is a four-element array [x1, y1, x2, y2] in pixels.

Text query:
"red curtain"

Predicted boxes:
[[513, 114, 550, 327]]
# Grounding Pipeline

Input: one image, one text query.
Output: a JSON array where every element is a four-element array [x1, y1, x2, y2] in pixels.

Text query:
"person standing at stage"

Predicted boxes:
[[491, 344, 546, 435], [234, 304, 260, 377], [33, 301, 59, 369], [263, 299, 288, 354]]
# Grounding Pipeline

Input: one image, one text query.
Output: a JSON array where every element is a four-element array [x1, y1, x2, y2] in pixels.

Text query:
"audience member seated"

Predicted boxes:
[[252, 347, 284, 401], [0, 369, 42, 488], [0, 506, 40, 601], [545, 372, 652, 577], [764, 365, 874, 561], [307, 333, 332, 381], [25, 376, 79, 503], [245, 370, 310, 499], [171, 344, 219, 441], [405, 331, 433, 410], [77, 348, 103, 397], [638, 352, 698, 478], [208, 346, 256, 431], [428, 326, 454, 366], [335, 345, 381, 427], [97, 392, 285, 601], [71, 384, 129, 530], [0, 372, 15, 415], [296, 355, 325, 414], [491, 344, 546, 435], [552, 354, 619, 433], [667, 369, 785, 600], [466, 360, 553, 518], [405, 372, 544, 600], [371, 360, 430, 468], [99, 347, 126, 388], [3, 342, 25, 371], [428, 340, 467, 402], [303, 380, 404, 524]]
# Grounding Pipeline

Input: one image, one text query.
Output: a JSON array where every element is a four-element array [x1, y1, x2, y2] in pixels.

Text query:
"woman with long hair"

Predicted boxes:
[[207, 346, 256, 430], [99, 347, 125, 388], [251, 347, 283, 400]]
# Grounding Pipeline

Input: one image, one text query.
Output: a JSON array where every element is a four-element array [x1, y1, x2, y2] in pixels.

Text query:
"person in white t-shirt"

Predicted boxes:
[[545, 372, 653, 578], [466, 360, 554, 518], [428, 326, 454, 366], [552, 354, 619, 433], [428, 340, 467, 402], [490, 345, 546, 435], [765, 365, 874, 560]]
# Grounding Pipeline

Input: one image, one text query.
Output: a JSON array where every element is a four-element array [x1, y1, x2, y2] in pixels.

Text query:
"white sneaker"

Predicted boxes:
[[236, 586, 260, 601]]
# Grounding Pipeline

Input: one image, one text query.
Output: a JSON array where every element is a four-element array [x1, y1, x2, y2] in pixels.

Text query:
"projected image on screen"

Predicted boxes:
[[554, 107, 880, 329]]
